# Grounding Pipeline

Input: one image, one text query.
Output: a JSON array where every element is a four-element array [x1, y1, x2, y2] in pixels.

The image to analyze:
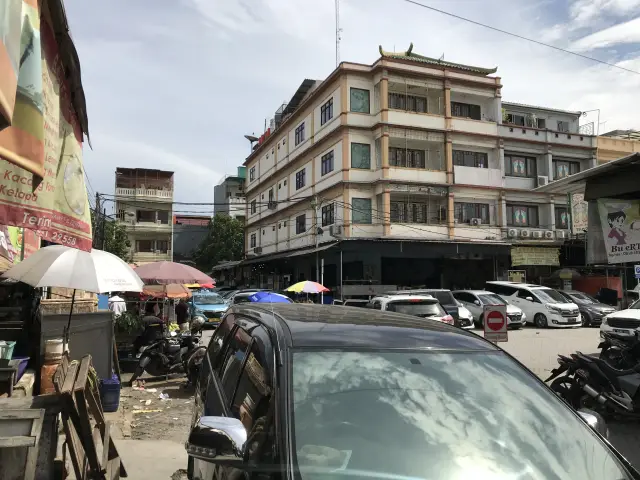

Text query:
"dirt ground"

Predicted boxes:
[[108, 372, 195, 443]]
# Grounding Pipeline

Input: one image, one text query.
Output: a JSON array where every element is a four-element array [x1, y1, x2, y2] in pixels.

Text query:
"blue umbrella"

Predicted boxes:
[[248, 291, 292, 303]]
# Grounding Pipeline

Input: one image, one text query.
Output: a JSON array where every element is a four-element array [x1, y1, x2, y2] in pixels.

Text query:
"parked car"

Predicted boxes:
[[367, 294, 455, 325], [187, 303, 637, 480], [453, 290, 526, 329], [333, 298, 370, 308], [190, 292, 228, 326], [600, 298, 640, 338], [557, 290, 616, 327], [485, 281, 580, 328], [224, 289, 264, 305], [386, 289, 473, 328]]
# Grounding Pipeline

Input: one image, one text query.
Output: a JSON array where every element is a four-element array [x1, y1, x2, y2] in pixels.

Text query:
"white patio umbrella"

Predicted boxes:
[[2, 245, 144, 341]]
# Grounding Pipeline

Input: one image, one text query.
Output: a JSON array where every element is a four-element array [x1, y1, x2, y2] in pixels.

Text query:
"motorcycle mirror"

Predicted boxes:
[[578, 409, 609, 439]]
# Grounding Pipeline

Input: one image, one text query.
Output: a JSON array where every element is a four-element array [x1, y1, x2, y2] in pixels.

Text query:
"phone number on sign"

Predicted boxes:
[[35, 230, 78, 246]]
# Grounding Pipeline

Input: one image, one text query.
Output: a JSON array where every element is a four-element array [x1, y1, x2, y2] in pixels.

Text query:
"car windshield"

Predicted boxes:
[[630, 299, 640, 310], [291, 350, 630, 480], [429, 291, 455, 305], [386, 300, 444, 318], [534, 288, 569, 304], [567, 292, 598, 304], [477, 293, 508, 305], [192, 294, 224, 305]]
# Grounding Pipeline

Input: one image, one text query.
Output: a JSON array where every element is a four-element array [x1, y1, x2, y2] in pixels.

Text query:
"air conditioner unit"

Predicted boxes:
[[507, 228, 518, 238], [556, 230, 567, 239], [329, 225, 343, 237], [254, 247, 263, 254], [537, 175, 549, 187], [544, 230, 554, 239], [267, 201, 277, 210], [156, 219, 162, 225], [532, 230, 542, 239], [155, 250, 162, 254], [520, 229, 531, 238], [470, 218, 482, 226]]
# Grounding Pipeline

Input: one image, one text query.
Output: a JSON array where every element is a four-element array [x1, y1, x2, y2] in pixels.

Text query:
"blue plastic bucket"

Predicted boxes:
[[99, 374, 121, 412]]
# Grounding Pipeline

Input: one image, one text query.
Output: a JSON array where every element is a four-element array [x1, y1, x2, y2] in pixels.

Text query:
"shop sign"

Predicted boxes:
[[0, 3, 91, 250], [511, 246, 560, 266], [388, 184, 447, 196], [598, 198, 640, 264], [571, 193, 588, 234]]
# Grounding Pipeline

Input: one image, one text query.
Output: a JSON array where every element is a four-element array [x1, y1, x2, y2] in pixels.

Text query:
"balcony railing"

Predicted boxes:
[[116, 187, 173, 199]]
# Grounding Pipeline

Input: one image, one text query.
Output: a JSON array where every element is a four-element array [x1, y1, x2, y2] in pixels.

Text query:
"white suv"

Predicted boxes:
[[485, 281, 581, 328], [600, 299, 640, 337], [367, 295, 455, 325]]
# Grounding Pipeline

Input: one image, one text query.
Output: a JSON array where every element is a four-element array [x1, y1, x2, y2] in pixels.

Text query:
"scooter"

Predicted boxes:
[[599, 331, 640, 370], [546, 351, 640, 417]]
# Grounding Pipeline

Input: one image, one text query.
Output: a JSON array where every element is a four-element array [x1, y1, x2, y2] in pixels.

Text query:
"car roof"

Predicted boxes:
[[453, 290, 496, 295], [230, 303, 497, 351], [371, 294, 438, 302], [487, 281, 550, 289]]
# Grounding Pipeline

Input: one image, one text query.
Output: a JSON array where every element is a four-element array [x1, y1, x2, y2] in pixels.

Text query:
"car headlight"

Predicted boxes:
[[602, 316, 608, 326], [546, 304, 561, 313], [520, 312, 527, 320]]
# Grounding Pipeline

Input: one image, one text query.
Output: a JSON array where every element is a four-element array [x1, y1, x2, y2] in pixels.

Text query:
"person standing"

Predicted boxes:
[[175, 298, 190, 328], [108, 292, 126, 318]]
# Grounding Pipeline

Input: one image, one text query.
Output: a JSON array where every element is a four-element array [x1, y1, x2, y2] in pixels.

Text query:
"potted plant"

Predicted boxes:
[[113, 312, 143, 351]]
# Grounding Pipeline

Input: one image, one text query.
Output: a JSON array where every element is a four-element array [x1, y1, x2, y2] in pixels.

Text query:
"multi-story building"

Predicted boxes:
[[241, 45, 597, 290], [213, 167, 246, 223], [173, 214, 211, 265], [597, 130, 640, 164], [114, 168, 174, 264]]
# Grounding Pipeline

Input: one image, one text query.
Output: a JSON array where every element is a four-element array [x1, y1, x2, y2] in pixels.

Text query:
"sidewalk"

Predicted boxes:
[[116, 439, 187, 479]]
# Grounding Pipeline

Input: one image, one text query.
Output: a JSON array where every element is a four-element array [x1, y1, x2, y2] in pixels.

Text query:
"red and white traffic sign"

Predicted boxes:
[[483, 304, 508, 343]]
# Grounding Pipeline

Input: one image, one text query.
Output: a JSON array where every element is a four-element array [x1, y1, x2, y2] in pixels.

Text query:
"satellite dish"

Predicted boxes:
[[244, 135, 259, 142]]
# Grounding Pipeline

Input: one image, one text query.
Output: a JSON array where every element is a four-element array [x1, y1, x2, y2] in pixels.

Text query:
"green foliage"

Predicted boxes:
[[114, 311, 143, 334], [90, 211, 131, 261], [194, 214, 244, 273]]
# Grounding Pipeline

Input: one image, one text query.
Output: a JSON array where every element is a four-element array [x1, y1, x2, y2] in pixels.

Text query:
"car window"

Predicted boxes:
[[209, 315, 234, 373], [291, 350, 632, 480], [517, 289, 534, 300], [454, 292, 474, 303], [478, 293, 506, 305], [219, 326, 252, 403], [371, 301, 382, 310], [486, 284, 517, 296], [429, 291, 455, 305], [386, 300, 445, 318], [535, 288, 569, 304]]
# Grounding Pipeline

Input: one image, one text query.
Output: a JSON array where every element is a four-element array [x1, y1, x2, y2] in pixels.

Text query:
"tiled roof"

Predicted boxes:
[[379, 43, 497, 75]]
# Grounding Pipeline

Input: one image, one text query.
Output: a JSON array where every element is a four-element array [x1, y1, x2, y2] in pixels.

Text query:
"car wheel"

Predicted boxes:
[[581, 312, 591, 327], [478, 314, 484, 328], [534, 313, 548, 328]]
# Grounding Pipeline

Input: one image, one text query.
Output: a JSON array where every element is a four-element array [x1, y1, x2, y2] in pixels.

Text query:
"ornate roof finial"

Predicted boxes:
[[379, 43, 414, 57]]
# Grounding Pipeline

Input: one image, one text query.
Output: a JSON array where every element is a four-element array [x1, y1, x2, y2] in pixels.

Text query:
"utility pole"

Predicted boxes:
[[311, 195, 322, 283], [93, 193, 101, 248], [101, 208, 107, 250], [335, 0, 342, 67]]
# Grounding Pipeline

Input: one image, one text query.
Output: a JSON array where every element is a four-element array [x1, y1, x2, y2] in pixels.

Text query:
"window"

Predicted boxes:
[[553, 160, 580, 179], [557, 120, 570, 132], [505, 154, 537, 178], [451, 101, 481, 120], [555, 207, 569, 229], [321, 151, 334, 176], [389, 147, 426, 168], [389, 93, 427, 113], [250, 233, 256, 248], [321, 203, 335, 227], [250, 200, 257, 214], [351, 198, 372, 224], [320, 98, 333, 125], [156, 240, 169, 252], [505, 113, 525, 126], [268, 188, 274, 202], [219, 326, 252, 403], [351, 143, 371, 169], [249, 166, 256, 182], [453, 150, 488, 168], [537, 118, 546, 129], [136, 239, 153, 252], [350, 88, 370, 113], [295, 123, 305, 146], [454, 202, 490, 224], [390, 192, 448, 225], [506, 204, 539, 227], [295, 214, 306, 234], [295, 169, 306, 190]]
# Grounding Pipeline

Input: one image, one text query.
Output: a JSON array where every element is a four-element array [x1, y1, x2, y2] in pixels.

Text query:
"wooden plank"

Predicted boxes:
[[107, 457, 121, 480], [60, 412, 83, 480], [112, 333, 121, 383], [73, 389, 102, 474], [24, 409, 43, 480], [0, 409, 43, 420], [102, 422, 110, 467], [0, 435, 36, 447], [74, 356, 91, 393], [61, 362, 79, 395]]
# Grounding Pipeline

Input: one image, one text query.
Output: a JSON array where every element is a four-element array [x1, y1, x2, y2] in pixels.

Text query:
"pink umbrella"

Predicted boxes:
[[134, 261, 214, 285]]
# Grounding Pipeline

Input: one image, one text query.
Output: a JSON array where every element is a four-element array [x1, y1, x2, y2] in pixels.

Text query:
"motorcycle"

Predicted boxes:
[[129, 319, 206, 386], [546, 351, 640, 417], [599, 331, 640, 370]]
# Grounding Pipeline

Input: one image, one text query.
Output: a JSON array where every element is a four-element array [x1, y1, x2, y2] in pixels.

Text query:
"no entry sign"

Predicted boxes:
[[484, 304, 508, 343]]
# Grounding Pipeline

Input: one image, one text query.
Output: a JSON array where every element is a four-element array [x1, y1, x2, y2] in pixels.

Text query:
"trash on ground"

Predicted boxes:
[[145, 399, 152, 405], [132, 409, 162, 415], [146, 388, 158, 393], [159, 393, 170, 400]]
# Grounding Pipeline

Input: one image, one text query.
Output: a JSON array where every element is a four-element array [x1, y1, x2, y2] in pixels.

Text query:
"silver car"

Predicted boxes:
[[453, 290, 527, 329]]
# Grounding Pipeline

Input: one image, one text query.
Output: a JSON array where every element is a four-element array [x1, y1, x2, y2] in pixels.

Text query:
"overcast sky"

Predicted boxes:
[[64, 0, 640, 214]]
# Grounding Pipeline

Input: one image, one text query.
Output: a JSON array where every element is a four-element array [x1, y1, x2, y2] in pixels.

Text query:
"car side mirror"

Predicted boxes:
[[526, 296, 534, 302], [578, 409, 609, 439], [473, 300, 481, 306], [186, 416, 247, 466]]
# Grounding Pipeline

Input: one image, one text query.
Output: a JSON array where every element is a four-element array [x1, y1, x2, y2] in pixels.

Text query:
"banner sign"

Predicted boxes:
[[571, 193, 588, 235], [511, 246, 560, 266], [0, 0, 22, 129], [0, 2, 91, 250], [598, 198, 640, 264], [0, 224, 39, 265]]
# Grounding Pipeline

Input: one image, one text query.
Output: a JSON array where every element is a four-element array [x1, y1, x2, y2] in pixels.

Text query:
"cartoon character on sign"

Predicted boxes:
[[607, 209, 627, 245]]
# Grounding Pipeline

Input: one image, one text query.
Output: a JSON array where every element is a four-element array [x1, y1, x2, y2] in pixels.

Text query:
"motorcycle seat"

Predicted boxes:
[[576, 352, 639, 377], [603, 332, 636, 344]]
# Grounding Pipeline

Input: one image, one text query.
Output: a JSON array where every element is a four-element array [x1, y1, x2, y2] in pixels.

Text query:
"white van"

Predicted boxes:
[[485, 281, 581, 328]]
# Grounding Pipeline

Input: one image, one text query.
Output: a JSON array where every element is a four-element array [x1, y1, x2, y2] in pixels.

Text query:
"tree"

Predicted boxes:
[[90, 211, 131, 261], [194, 214, 244, 273]]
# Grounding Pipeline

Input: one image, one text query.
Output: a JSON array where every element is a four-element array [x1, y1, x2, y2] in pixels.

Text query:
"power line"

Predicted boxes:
[[397, 0, 640, 76]]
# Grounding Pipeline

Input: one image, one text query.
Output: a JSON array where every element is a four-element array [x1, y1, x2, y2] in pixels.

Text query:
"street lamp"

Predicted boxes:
[[580, 109, 601, 136], [244, 134, 258, 153]]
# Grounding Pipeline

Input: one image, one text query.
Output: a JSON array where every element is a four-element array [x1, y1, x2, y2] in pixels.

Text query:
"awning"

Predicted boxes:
[[242, 242, 340, 266], [211, 260, 243, 272]]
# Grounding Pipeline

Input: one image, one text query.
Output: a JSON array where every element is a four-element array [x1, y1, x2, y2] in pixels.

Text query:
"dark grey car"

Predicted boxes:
[[558, 290, 616, 327]]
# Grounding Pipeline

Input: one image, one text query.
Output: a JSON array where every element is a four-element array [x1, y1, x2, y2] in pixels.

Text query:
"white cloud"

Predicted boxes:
[[571, 16, 640, 50], [570, 0, 640, 26]]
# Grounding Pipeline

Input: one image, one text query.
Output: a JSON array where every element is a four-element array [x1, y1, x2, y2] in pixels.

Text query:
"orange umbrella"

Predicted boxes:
[[142, 284, 192, 299]]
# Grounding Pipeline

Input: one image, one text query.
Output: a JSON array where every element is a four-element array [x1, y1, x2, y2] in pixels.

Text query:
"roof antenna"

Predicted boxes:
[[335, 0, 343, 66], [439, 53, 444, 61]]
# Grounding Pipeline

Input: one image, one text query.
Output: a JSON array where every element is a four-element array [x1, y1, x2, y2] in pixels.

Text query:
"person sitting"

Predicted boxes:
[[133, 303, 166, 354]]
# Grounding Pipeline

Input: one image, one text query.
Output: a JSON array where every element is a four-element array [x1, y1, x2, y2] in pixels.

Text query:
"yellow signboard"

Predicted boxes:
[[511, 246, 560, 266]]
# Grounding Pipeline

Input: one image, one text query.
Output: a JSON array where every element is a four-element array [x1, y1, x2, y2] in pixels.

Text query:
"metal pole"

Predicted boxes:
[[340, 249, 343, 301], [101, 208, 107, 250], [321, 258, 325, 304]]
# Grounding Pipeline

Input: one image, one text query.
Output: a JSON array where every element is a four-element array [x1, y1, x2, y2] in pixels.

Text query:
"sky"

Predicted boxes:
[[63, 0, 640, 214]]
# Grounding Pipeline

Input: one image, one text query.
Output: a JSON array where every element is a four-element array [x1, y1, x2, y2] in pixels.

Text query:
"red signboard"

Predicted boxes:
[[483, 304, 508, 343]]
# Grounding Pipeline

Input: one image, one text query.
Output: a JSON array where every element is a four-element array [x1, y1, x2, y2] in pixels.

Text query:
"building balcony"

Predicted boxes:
[[122, 220, 172, 233], [499, 125, 596, 149], [115, 187, 173, 201], [132, 251, 172, 262], [454, 166, 502, 187], [451, 117, 498, 136]]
